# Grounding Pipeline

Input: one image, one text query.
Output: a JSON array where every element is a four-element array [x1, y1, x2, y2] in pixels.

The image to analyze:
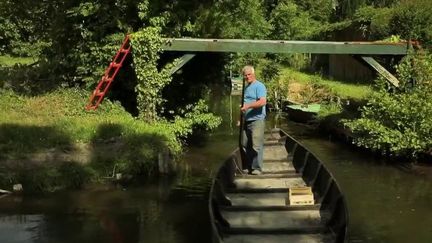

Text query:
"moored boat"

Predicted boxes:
[[284, 103, 320, 123], [209, 128, 348, 243]]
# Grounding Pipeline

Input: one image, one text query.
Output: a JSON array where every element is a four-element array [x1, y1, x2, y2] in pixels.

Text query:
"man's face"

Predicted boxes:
[[243, 70, 255, 83]]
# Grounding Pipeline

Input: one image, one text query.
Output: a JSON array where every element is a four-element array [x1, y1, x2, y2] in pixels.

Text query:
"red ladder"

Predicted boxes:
[[86, 35, 131, 110]]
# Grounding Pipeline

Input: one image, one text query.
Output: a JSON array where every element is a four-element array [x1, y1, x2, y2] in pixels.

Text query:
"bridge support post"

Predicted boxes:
[[360, 56, 400, 88]]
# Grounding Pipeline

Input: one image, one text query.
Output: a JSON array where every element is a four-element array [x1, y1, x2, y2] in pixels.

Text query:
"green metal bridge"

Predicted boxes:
[[87, 37, 414, 110], [163, 38, 413, 88], [162, 38, 409, 55]]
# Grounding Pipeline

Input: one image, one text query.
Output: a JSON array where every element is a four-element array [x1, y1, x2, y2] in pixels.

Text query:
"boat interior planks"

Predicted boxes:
[[221, 233, 335, 243], [209, 128, 348, 243], [234, 177, 305, 188]]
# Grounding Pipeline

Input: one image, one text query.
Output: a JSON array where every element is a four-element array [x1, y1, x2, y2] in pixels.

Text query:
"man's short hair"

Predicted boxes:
[[242, 65, 255, 74]]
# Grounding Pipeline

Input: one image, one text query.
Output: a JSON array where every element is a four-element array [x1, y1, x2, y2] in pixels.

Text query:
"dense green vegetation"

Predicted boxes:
[[344, 53, 432, 159], [278, 68, 374, 100], [276, 67, 373, 118], [2, 0, 432, 86], [0, 89, 182, 155], [0, 88, 221, 192], [1, 0, 432, 193]]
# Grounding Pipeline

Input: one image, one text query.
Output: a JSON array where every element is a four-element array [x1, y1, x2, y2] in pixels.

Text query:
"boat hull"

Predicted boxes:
[[209, 128, 348, 243], [284, 104, 320, 123]]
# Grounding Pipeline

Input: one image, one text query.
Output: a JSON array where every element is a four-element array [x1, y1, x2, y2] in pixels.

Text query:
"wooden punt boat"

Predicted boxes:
[[284, 104, 320, 123], [209, 128, 348, 243]]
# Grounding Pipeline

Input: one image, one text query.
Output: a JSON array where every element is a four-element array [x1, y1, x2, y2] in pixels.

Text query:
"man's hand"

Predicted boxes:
[[240, 104, 249, 113], [241, 98, 266, 113]]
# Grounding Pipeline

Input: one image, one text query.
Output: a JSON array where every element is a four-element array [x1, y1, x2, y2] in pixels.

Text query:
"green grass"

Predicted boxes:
[[0, 88, 182, 155], [0, 55, 36, 67], [0, 88, 184, 192], [279, 67, 374, 100], [275, 67, 372, 121], [0, 55, 37, 86]]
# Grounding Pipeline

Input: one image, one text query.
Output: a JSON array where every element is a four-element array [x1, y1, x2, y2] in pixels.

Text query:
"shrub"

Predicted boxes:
[[344, 52, 432, 159]]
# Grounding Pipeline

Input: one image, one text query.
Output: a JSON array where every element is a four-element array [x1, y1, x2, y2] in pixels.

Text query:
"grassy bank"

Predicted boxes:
[[273, 67, 375, 134], [278, 68, 374, 101], [0, 88, 183, 193]]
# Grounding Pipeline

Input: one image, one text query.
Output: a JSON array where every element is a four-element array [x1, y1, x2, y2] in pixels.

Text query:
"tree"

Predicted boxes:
[[0, 0, 56, 56], [389, 0, 432, 46], [336, 0, 367, 19], [194, 0, 271, 39], [270, 1, 321, 40]]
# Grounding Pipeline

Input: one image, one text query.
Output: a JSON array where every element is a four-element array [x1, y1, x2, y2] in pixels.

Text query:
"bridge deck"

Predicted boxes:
[[162, 38, 409, 55]]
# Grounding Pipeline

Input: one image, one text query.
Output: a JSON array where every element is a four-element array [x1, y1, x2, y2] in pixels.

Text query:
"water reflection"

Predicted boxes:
[[0, 179, 210, 243], [0, 215, 42, 243]]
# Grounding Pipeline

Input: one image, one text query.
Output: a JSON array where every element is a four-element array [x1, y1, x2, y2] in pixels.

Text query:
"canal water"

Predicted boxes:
[[1, 87, 431, 243]]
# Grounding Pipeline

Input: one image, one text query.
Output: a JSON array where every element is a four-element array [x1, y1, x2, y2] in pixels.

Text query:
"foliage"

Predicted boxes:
[[350, 0, 432, 46], [44, 1, 133, 86], [194, 0, 271, 39], [172, 99, 222, 139], [344, 52, 432, 159], [0, 0, 52, 56], [270, 1, 321, 40], [388, 0, 432, 47], [335, 0, 398, 19], [260, 60, 281, 83], [269, 0, 349, 41], [336, 0, 368, 19], [318, 101, 343, 118], [259, 60, 283, 107], [293, 0, 335, 22], [0, 17, 20, 54], [0, 56, 35, 67], [0, 88, 183, 155], [76, 33, 126, 86], [130, 27, 174, 121], [267, 0, 350, 71], [16, 162, 93, 193], [0, 87, 222, 192], [0, 88, 188, 192], [353, 6, 394, 39], [227, 53, 267, 79]]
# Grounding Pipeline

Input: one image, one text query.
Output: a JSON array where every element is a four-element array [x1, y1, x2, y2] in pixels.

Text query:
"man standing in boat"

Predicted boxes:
[[241, 65, 267, 175]]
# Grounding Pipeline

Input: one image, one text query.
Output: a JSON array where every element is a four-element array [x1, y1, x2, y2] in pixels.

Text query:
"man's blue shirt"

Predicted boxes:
[[244, 80, 266, 121]]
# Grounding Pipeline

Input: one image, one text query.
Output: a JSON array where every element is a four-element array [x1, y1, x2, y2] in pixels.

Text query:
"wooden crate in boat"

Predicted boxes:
[[287, 186, 314, 206]]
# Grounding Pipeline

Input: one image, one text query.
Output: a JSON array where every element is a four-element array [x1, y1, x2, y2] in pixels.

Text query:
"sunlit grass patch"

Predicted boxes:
[[0, 55, 36, 67], [0, 88, 182, 157], [279, 68, 374, 100], [0, 88, 186, 192]]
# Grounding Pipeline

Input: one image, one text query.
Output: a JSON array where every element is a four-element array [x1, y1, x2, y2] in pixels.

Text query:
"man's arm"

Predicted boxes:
[[241, 97, 266, 112]]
